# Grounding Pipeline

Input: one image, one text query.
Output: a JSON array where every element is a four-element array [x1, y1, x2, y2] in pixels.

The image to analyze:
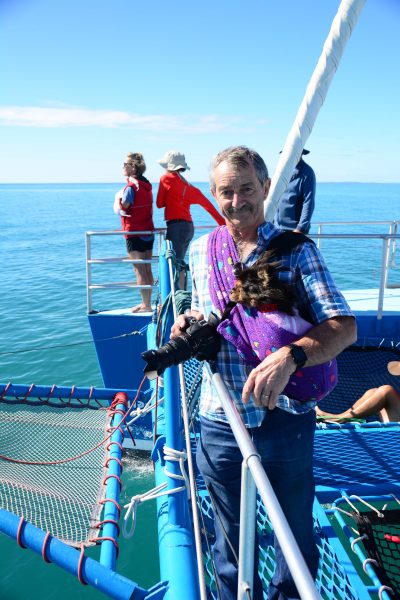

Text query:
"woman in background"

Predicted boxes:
[[114, 152, 154, 312], [316, 361, 400, 422], [156, 150, 224, 286]]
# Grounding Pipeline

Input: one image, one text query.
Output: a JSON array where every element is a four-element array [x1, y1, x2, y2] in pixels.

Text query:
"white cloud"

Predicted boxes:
[[0, 105, 259, 134]]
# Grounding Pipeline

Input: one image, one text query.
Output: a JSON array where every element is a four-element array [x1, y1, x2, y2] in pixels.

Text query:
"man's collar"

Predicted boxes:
[[258, 221, 278, 244]]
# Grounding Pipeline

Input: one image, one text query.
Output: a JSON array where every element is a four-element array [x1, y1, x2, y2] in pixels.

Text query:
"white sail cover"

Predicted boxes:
[[264, 0, 366, 222]]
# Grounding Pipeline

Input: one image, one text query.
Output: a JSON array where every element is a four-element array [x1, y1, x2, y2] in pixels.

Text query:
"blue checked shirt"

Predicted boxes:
[[189, 222, 354, 428]]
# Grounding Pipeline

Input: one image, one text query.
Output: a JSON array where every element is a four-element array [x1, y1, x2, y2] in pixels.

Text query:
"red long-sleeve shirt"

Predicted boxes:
[[156, 172, 224, 225]]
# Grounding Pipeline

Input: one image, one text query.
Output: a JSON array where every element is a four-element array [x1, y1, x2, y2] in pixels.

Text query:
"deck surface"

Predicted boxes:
[[343, 287, 400, 314]]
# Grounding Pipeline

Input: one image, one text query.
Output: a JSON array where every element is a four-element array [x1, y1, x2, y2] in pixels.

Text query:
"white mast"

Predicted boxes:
[[264, 0, 366, 222]]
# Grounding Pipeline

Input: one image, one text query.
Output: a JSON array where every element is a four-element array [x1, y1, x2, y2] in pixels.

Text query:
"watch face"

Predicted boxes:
[[290, 344, 307, 369]]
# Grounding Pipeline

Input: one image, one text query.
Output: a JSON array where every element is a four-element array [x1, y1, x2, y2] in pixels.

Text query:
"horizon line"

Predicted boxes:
[[1, 180, 400, 186]]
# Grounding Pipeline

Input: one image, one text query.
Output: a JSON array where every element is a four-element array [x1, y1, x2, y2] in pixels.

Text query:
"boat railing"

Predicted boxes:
[[85, 229, 165, 313], [310, 231, 400, 319], [313, 219, 398, 255], [86, 222, 400, 318], [85, 227, 216, 313]]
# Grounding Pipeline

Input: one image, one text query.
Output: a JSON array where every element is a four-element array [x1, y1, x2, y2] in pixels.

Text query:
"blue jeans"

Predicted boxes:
[[196, 409, 319, 600]]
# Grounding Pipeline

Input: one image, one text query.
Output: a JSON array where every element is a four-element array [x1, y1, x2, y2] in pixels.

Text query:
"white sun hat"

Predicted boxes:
[[157, 150, 190, 171]]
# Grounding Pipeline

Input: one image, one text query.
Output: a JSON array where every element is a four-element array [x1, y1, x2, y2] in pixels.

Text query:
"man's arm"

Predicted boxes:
[[113, 188, 124, 214], [121, 186, 134, 211], [156, 175, 168, 209], [190, 186, 225, 225], [242, 315, 356, 408]]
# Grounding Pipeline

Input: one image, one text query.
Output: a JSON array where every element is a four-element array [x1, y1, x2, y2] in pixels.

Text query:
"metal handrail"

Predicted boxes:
[[85, 225, 400, 314], [205, 364, 322, 600], [164, 240, 208, 600], [309, 232, 400, 320], [85, 227, 217, 313], [85, 229, 165, 313], [314, 220, 400, 252]]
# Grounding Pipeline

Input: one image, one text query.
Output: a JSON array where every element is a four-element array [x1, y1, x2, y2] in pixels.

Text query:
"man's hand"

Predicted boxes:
[[242, 346, 296, 409], [170, 310, 204, 339], [242, 316, 357, 409]]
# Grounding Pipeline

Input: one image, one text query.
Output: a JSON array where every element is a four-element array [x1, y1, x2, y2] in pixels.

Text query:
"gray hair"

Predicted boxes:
[[209, 146, 269, 190]]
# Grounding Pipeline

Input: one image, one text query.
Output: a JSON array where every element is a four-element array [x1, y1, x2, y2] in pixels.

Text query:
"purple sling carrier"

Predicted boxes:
[[207, 226, 337, 402]]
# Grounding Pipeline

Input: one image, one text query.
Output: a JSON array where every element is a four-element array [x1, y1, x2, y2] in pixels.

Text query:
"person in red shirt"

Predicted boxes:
[[114, 152, 154, 312], [156, 150, 224, 287]]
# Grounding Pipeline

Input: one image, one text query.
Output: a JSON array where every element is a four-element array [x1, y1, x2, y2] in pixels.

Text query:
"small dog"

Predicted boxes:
[[229, 251, 296, 315]]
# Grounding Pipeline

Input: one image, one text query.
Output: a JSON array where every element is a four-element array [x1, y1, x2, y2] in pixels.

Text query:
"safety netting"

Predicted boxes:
[[196, 486, 364, 599], [355, 508, 400, 598], [0, 384, 119, 547], [332, 495, 400, 600], [318, 344, 400, 416], [184, 350, 400, 598], [314, 423, 400, 498]]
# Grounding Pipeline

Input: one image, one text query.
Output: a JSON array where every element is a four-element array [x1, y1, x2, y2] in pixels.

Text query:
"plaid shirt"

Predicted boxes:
[[189, 222, 354, 428]]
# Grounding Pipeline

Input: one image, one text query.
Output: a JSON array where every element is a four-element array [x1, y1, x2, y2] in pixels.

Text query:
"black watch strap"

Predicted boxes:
[[287, 343, 307, 370]]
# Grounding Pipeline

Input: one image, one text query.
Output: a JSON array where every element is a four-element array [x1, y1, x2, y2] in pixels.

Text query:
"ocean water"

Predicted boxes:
[[0, 181, 399, 599]]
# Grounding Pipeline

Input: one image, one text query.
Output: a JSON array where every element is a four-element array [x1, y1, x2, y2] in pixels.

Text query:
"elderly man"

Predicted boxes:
[[171, 146, 356, 599]]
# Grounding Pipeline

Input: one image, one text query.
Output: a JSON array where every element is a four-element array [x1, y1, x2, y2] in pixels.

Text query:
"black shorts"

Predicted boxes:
[[126, 235, 154, 253]]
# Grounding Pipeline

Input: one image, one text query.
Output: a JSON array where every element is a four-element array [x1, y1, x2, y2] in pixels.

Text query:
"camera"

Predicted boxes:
[[141, 313, 221, 379]]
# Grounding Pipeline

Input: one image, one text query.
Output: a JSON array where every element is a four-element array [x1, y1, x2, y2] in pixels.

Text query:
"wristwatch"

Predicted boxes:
[[287, 343, 307, 370]]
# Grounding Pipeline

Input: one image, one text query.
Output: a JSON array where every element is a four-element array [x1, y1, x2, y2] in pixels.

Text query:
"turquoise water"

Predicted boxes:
[[0, 182, 399, 598]]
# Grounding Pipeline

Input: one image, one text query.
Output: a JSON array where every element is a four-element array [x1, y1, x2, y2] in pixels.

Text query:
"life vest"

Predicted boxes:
[[120, 178, 154, 235]]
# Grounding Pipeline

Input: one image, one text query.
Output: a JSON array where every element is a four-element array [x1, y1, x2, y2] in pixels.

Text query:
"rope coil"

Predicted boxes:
[[123, 445, 188, 539]]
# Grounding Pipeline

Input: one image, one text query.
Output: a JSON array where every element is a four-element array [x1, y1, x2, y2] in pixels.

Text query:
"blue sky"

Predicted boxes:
[[1, 0, 399, 183]]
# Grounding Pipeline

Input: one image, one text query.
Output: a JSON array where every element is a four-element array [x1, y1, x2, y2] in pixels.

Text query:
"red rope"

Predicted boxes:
[[46, 385, 57, 400], [99, 497, 121, 518], [68, 385, 76, 405], [103, 474, 122, 491], [95, 519, 120, 536], [23, 384, 35, 402], [92, 536, 119, 556], [123, 421, 137, 447], [105, 456, 123, 469], [106, 440, 123, 452], [42, 532, 52, 563], [77, 544, 88, 585], [384, 533, 400, 544], [16, 517, 27, 548], [0, 382, 11, 400]]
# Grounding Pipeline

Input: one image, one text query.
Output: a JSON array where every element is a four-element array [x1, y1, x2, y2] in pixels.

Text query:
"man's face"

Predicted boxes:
[[211, 161, 270, 230]]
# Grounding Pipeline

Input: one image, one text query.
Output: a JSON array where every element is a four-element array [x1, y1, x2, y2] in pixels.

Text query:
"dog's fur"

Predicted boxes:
[[230, 251, 296, 315]]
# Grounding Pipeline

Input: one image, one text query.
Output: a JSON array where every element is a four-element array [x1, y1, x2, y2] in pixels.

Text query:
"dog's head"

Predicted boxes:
[[230, 252, 295, 314]]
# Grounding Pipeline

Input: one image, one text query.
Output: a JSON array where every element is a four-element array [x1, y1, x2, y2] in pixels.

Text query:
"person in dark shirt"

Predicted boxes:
[[274, 149, 316, 234]]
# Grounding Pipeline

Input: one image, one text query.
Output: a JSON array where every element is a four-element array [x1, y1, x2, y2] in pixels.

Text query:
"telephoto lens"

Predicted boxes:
[[141, 313, 221, 379]]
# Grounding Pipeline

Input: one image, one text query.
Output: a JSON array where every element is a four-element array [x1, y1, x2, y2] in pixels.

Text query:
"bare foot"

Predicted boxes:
[[131, 304, 152, 313]]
